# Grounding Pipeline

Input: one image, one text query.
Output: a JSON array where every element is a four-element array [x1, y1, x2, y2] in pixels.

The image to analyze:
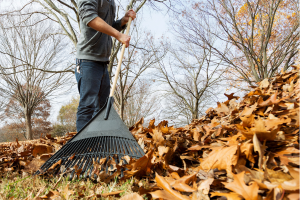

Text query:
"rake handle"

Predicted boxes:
[[109, 17, 132, 97], [104, 17, 132, 120]]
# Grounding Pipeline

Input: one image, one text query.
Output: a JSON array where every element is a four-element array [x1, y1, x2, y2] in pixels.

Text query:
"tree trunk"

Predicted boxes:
[[25, 111, 33, 140], [192, 112, 198, 120]]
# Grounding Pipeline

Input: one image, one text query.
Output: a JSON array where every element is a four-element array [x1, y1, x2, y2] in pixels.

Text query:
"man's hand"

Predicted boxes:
[[118, 9, 136, 47], [121, 9, 136, 26], [116, 33, 130, 48]]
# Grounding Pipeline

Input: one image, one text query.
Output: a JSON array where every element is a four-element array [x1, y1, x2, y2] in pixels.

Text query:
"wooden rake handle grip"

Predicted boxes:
[[109, 17, 132, 97]]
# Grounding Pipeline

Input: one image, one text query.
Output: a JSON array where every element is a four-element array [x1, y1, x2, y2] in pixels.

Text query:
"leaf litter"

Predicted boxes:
[[0, 67, 299, 199]]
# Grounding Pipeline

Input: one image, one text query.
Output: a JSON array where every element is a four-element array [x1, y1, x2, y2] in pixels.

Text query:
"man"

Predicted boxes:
[[75, 0, 136, 131]]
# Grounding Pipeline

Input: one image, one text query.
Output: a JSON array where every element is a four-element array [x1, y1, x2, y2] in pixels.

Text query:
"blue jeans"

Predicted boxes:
[[75, 59, 110, 132]]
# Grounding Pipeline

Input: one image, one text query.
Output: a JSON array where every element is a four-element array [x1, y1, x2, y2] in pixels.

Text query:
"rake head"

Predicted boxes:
[[35, 102, 144, 179], [35, 136, 144, 179]]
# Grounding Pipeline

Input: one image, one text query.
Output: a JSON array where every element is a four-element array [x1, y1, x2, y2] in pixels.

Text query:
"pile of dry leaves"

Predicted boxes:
[[0, 66, 299, 199]]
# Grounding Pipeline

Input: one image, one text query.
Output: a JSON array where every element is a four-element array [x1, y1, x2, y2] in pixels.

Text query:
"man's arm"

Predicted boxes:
[[88, 9, 136, 48], [88, 17, 131, 47]]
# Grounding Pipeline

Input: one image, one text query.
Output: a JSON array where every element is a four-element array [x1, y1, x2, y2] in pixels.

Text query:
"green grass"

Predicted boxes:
[[0, 173, 135, 199]]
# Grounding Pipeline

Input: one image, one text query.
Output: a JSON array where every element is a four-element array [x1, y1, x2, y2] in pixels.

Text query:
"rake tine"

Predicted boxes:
[[60, 141, 77, 158], [38, 160, 53, 174], [50, 140, 75, 161], [96, 137, 103, 163], [116, 137, 121, 156], [60, 144, 79, 171], [133, 141, 141, 158], [71, 155, 86, 179], [67, 154, 83, 176], [131, 142, 139, 157], [107, 137, 111, 155], [62, 157, 74, 173], [86, 138, 100, 178], [109, 137, 114, 171], [128, 141, 137, 158], [89, 157, 99, 179], [134, 143, 141, 157], [85, 159, 94, 179], [81, 155, 92, 178], [68, 156, 80, 180], [136, 143, 144, 157], [115, 137, 120, 155], [81, 139, 97, 177], [63, 138, 89, 173], [120, 138, 127, 156], [107, 137, 112, 155], [128, 140, 135, 157], [77, 150, 89, 171], [111, 137, 115, 154], [123, 140, 132, 157], [133, 141, 142, 157], [103, 136, 107, 155]]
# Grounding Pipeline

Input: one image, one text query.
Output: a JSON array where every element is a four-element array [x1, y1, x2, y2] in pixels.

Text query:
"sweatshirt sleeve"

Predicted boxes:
[[112, 19, 126, 31], [78, 0, 99, 26]]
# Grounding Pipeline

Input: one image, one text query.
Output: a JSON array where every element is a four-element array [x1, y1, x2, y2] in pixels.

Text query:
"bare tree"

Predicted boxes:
[[2, 95, 52, 140], [175, 0, 299, 87], [120, 81, 160, 127], [56, 96, 79, 133], [0, 18, 71, 140], [154, 39, 226, 125]]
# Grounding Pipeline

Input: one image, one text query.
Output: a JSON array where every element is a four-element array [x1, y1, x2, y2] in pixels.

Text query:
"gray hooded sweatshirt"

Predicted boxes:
[[76, 0, 125, 62]]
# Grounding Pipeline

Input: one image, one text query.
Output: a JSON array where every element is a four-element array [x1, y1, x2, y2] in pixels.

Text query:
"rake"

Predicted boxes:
[[35, 17, 144, 179]]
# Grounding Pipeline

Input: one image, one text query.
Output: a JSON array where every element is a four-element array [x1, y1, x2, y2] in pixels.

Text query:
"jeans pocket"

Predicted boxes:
[[75, 59, 82, 82]]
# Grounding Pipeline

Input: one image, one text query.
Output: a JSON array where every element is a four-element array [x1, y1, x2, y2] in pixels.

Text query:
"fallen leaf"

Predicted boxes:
[[198, 178, 214, 194], [287, 193, 300, 200], [39, 190, 60, 199], [74, 165, 82, 178], [259, 79, 269, 89], [253, 134, 264, 169], [215, 102, 230, 115], [241, 103, 257, 117], [172, 182, 196, 192], [150, 190, 180, 200], [32, 144, 53, 157], [153, 173, 190, 200], [199, 145, 239, 175], [211, 192, 243, 200], [61, 184, 74, 200], [236, 117, 279, 141], [152, 128, 165, 145], [119, 193, 143, 200], [224, 93, 240, 100], [158, 146, 169, 157], [223, 171, 259, 200], [49, 159, 62, 170], [99, 190, 124, 198]]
